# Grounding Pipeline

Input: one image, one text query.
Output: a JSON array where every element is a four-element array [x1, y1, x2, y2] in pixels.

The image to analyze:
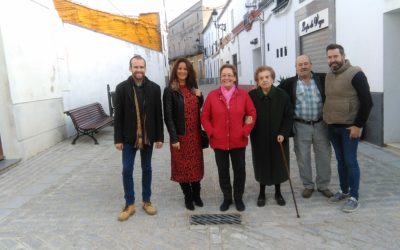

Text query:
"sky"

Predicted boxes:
[[72, 0, 201, 22]]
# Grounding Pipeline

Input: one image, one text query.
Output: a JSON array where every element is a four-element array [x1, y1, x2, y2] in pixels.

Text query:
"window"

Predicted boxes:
[[272, 0, 289, 13], [276, 46, 288, 58], [232, 54, 238, 69], [259, 0, 274, 9]]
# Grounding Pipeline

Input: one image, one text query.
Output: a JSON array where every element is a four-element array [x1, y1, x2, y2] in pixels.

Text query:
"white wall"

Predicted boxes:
[[336, 0, 383, 92], [384, 0, 400, 12], [62, 24, 166, 136], [237, 23, 260, 84], [383, 11, 400, 143], [0, 0, 66, 159], [0, 0, 166, 159], [263, 3, 297, 82], [0, 26, 21, 159]]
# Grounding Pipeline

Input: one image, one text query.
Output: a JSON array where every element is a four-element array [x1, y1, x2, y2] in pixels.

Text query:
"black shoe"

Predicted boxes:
[[193, 198, 203, 207], [185, 197, 195, 211], [275, 194, 286, 206], [235, 199, 245, 212], [220, 199, 232, 212], [317, 188, 334, 198], [257, 195, 266, 207]]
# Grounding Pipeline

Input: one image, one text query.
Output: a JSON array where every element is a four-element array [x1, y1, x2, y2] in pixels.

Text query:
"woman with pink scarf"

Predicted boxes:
[[201, 64, 256, 212]]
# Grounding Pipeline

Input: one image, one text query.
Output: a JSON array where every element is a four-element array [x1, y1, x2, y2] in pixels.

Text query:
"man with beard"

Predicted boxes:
[[114, 55, 164, 221], [279, 55, 332, 199], [324, 44, 373, 212]]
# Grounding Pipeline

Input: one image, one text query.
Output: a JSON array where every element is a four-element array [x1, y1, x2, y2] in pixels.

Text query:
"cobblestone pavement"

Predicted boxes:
[[0, 84, 399, 250]]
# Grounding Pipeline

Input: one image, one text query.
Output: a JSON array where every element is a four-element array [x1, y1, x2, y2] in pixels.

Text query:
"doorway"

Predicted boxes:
[[0, 135, 3, 160], [252, 47, 262, 77]]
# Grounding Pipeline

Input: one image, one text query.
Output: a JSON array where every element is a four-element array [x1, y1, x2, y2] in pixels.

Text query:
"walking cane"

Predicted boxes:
[[278, 141, 300, 218]]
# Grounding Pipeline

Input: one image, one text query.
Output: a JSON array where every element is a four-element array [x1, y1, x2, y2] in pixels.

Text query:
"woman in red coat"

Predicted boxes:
[[201, 64, 256, 212], [163, 58, 205, 210]]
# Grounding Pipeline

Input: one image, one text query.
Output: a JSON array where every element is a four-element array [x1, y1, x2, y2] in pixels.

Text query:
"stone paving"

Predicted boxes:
[[0, 84, 399, 249]]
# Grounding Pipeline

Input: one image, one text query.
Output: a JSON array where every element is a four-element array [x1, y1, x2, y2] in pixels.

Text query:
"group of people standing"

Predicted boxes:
[[113, 43, 373, 222]]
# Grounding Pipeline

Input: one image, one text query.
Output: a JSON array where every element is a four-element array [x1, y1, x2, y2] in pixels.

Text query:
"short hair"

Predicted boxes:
[[326, 44, 345, 56], [168, 58, 198, 89], [129, 55, 146, 67], [254, 65, 276, 82], [296, 54, 312, 65], [219, 64, 238, 85]]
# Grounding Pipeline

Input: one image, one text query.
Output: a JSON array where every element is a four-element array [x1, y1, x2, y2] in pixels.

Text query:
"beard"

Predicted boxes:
[[329, 61, 344, 71], [133, 72, 144, 81]]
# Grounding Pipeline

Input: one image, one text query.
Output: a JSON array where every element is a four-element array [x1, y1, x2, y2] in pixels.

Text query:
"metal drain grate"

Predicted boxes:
[[190, 213, 241, 225]]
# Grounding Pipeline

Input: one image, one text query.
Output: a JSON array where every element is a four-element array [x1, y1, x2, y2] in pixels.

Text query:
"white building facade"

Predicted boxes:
[[202, 0, 400, 146], [0, 0, 167, 160]]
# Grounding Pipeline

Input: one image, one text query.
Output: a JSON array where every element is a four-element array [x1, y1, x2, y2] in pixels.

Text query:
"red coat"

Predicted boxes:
[[201, 88, 256, 150]]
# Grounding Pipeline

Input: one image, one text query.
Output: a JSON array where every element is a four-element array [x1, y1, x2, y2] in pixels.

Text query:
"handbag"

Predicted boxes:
[[200, 130, 209, 149]]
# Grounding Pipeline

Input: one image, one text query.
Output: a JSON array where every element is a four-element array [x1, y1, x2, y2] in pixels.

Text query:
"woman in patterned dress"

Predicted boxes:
[[163, 58, 205, 210]]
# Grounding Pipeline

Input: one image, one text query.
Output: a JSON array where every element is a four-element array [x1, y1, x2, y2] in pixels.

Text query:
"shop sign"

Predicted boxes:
[[299, 8, 328, 36]]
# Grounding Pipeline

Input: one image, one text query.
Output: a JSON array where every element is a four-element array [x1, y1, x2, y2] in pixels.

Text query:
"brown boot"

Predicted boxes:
[[118, 204, 136, 221], [143, 202, 157, 215]]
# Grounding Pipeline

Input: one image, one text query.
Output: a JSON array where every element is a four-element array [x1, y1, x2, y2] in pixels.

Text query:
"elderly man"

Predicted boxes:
[[279, 55, 332, 199], [324, 44, 373, 212]]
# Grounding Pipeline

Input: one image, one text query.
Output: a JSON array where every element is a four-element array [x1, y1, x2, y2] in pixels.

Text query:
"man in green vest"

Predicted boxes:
[[323, 44, 373, 213]]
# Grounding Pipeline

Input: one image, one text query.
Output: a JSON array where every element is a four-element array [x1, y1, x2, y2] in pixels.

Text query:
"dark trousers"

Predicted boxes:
[[328, 126, 360, 200], [214, 148, 246, 200], [122, 143, 153, 205]]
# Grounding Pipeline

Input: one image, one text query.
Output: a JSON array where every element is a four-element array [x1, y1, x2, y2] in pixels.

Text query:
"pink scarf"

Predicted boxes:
[[220, 85, 236, 105]]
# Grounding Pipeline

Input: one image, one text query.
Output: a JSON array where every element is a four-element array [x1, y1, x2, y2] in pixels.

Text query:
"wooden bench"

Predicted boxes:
[[64, 102, 113, 144]]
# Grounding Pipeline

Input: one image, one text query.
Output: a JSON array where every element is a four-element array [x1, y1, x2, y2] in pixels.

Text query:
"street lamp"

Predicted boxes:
[[211, 9, 226, 31]]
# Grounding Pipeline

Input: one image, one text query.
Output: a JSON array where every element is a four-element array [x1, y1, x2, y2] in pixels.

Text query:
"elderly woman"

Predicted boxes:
[[249, 66, 293, 207], [163, 58, 204, 211], [201, 64, 256, 212]]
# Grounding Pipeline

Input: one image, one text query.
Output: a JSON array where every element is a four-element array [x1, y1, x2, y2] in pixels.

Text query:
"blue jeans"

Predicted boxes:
[[122, 143, 153, 205], [328, 126, 360, 200]]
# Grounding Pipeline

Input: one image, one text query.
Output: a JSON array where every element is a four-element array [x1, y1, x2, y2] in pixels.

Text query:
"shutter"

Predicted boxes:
[[300, 28, 330, 73]]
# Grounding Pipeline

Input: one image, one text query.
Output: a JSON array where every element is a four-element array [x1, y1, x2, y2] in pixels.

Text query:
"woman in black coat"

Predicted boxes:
[[163, 58, 205, 211], [249, 66, 293, 207]]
